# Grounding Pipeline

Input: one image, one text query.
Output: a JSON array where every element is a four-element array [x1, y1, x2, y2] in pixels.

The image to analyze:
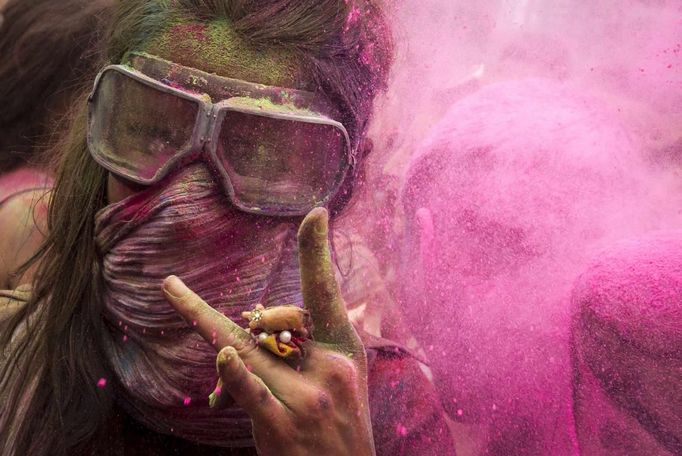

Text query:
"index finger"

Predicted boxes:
[[162, 275, 253, 353], [297, 207, 358, 347], [163, 276, 311, 400]]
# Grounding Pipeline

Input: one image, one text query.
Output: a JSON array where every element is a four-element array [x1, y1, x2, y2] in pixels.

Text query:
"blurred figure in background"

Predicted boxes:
[[398, 78, 679, 455], [0, 0, 113, 288]]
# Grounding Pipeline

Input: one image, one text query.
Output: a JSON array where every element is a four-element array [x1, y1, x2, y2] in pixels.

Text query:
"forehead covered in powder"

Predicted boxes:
[[142, 18, 305, 89]]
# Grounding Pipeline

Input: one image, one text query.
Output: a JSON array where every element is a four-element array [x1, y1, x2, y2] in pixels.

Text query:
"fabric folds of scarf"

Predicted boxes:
[[94, 165, 302, 447]]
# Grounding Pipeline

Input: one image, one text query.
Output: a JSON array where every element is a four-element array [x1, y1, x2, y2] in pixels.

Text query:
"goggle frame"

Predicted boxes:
[[87, 56, 354, 216]]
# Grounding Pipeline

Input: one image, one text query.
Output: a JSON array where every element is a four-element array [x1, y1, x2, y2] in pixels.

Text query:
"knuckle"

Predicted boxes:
[[312, 390, 333, 415], [326, 355, 358, 386], [179, 294, 201, 318], [302, 389, 333, 417], [234, 335, 258, 356], [256, 385, 272, 407], [310, 241, 328, 257]]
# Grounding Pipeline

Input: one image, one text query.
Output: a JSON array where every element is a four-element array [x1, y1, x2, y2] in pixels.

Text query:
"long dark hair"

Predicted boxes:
[[0, 0, 114, 172], [0, 1, 393, 454]]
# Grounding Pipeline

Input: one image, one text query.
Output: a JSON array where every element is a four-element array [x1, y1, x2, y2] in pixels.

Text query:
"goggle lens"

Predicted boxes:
[[89, 70, 199, 181], [216, 111, 347, 213]]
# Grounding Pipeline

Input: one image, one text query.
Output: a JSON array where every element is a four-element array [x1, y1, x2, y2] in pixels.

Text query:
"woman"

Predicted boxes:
[[0, 0, 452, 454]]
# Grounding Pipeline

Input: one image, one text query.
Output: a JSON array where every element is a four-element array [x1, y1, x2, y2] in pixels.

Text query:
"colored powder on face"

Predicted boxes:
[[143, 19, 303, 88], [227, 97, 319, 117], [107, 19, 317, 206]]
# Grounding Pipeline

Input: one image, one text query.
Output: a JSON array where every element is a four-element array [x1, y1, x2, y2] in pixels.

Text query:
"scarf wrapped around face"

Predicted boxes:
[[94, 164, 302, 447]]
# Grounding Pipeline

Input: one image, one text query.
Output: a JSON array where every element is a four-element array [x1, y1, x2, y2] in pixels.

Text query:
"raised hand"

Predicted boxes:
[[162, 207, 374, 456]]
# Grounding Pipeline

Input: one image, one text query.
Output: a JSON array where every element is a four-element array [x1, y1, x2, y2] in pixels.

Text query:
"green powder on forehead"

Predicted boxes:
[[143, 18, 303, 88], [228, 97, 320, 117]]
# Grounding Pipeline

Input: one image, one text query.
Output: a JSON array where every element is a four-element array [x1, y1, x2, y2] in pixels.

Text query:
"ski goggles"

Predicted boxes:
[[87, 52, 354, 216]]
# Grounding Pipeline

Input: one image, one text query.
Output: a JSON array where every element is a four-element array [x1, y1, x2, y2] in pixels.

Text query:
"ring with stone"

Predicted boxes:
[[241, 304, 312, 359]]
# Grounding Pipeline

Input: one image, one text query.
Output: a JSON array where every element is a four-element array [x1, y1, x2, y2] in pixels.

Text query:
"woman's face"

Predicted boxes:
[[106, 19, 307, 204]]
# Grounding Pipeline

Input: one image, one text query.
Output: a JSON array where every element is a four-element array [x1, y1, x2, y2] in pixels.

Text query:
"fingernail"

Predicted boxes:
[[163, 275, 189, 299], [217, 346, 234, 365], [313, 209, 328, 236], [208, 385, 223, 408]]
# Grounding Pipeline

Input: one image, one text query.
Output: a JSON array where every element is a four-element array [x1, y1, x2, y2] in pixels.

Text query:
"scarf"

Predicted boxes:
[[94, 164, 302, 447]]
